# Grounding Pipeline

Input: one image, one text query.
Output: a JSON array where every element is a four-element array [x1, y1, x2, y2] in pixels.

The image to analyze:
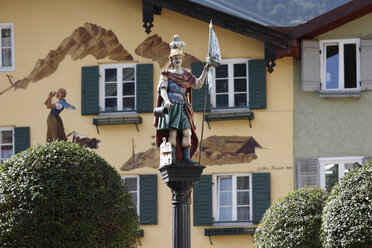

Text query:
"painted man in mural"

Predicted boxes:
[[154, 35, 209, 164], [45, 88, 75, 142]]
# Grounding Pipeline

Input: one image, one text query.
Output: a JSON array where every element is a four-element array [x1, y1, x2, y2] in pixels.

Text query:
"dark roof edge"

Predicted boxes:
[[291, 0, 372, 39], [143, 0, 289, 49]]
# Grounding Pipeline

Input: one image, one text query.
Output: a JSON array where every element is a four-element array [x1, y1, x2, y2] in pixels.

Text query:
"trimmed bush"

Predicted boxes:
[[321, 162, 372, 248], [254, 187, 328, 248], [0, 141, 139, 248]]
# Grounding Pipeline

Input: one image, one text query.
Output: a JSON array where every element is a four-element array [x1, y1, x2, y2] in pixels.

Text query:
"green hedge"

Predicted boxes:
[[0, 141, 139, 248], [254, 187, 328, 248], [321, 162, 372, 248]]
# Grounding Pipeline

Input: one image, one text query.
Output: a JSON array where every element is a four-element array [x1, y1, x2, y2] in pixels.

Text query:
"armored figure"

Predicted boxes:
[[154, 35, 209, 164]]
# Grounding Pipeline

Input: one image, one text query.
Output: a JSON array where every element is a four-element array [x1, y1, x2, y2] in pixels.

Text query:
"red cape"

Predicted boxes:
[[154, 69, 199, 161]]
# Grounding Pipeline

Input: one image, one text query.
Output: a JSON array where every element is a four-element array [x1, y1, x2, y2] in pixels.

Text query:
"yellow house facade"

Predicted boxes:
[[0, 0, 293, 247]]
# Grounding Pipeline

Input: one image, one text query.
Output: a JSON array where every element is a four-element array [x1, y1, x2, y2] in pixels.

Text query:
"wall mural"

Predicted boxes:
[[135, 34, 201, 69], [0, 23, 133, 95], [44, 88, 75, 142], [0, 22, 261, 168], [44, 88, 100, 149], [121, 135, 262, 171], [0, 24, 202, 96]]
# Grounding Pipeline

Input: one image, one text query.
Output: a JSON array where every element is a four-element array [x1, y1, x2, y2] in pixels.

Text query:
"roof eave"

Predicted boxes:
[[143, 0, 289, 49], [291, 0, 372, 39]]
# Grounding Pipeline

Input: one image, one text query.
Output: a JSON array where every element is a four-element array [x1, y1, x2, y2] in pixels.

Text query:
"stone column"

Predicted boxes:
[[158, 162, 205, 248]]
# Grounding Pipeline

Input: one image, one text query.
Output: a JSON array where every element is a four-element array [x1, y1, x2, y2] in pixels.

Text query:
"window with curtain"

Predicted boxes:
[[213, 173, 252, 223], [0, 23, 14, 70], [0, 127, 14, 164], [211, 59, 249, 109], [99, 63, 136, 113], [121, 175, 139, 215]]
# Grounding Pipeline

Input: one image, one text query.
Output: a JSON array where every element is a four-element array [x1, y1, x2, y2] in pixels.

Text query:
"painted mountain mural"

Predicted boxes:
[[121, 135, 262, 171]]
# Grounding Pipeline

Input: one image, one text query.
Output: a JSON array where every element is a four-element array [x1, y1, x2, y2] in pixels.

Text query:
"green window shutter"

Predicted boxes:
[[14, 127, 30, 154], [192, 62, 210, 112], [81, 66, 99, 115], [252, 173, 270, 224], [139, 174, 157, 224], [193, 174, 213, 226], [249, 60, 266, 109], [136, 64, 153, 113]]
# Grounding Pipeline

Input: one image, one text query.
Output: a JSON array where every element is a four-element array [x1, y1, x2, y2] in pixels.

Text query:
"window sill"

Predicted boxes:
[[320, 90, 361, 98], [213, 221, 253, 226], [0, 66, 15, 72], [92, 115, 142, 133], [211, 107, 250, 113], [99, 111, 137, 116]]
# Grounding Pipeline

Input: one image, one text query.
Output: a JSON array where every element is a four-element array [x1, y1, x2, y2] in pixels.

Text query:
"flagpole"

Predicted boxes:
[[198, 66, 209, 164], [199, 20, 214, 164]]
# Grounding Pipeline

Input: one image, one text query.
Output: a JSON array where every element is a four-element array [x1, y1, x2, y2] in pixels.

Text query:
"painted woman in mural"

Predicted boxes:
[[44, 88, 75, 142], [154, 35, 209, 164]]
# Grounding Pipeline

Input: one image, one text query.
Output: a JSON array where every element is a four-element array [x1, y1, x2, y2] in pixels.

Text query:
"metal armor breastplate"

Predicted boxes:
[[168, 79, 186, 104]]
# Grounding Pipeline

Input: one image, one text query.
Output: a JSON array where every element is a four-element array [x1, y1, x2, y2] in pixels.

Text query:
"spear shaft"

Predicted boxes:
[[198, 67, 209, 164], [199, 20, 219, 164]]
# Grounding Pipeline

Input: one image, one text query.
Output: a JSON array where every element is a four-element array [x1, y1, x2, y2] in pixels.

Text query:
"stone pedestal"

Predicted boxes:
[[158, 162, 205, 248]]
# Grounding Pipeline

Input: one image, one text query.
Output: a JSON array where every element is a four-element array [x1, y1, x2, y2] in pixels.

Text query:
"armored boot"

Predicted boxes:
[[183, 146, 197, 164], [171, 145, 177, 164]]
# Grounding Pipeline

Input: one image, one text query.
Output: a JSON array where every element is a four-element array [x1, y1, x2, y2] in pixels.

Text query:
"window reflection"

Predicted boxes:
[[325, 163, 339, 190], [344, 163, 357, 174], [123, 177, 138, 210], [325, 45, 339, 89], [219, 177, 232, 221]]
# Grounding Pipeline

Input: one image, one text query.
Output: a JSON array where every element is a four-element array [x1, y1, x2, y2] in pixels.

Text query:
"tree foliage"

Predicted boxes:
[[254, 187, 328, 248], [321, 162, 372, 248], [0, 141, 139, 248]]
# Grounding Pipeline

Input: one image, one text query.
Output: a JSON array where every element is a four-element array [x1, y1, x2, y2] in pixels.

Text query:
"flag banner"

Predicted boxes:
[[199, 20, 221, 163], [206, 20, 221, 94], [206, 26, 221, 67], [207, 68, 213, 94]]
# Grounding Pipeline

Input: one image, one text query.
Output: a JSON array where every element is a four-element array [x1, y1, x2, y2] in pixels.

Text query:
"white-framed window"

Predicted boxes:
[[0, 127, 14, 164], [213, 173, 252, 224], [318, 156, 363, 190], [320, 39, 360, 92], [211, 59, 249, 109], [121, 175, 139, 215], [99, 63, 136, 113], [0, 23, 15, 71]]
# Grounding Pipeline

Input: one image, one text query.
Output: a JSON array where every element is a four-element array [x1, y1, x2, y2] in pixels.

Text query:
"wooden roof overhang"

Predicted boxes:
[[291, 0, 372, 40], [142, 0, 291, 72], [278, 0, 372, 60], [142, 0, 372, 62]]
